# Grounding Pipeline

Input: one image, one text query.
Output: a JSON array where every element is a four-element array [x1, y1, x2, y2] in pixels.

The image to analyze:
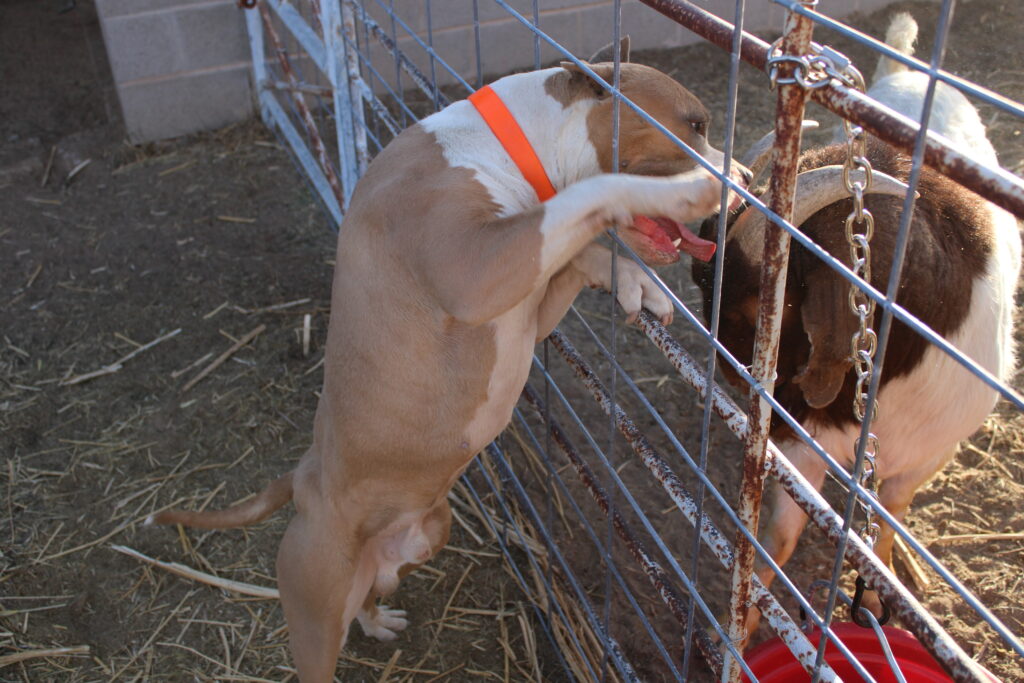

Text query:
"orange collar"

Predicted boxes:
[[468, 85, 557, 202]]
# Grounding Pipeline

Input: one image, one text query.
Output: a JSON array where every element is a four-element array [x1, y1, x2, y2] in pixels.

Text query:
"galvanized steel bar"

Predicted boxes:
[[354, 79, 400, 137], [814, 2, 957, 678], [341, 0, 369, 177], [687, 1, 747, 671], [723, 6, 813, 681], [545, 330, 843, 682], [368, 0, 473, 93], [386, 0, 407, 129], [320, 1, 358, 212], [518, 388, 698, 679], [479, 445, 641, 682], [350, 2, 451, 107], [259, 1, 345, 212], [635, 0, 1024, 219], [244, 8, 268, 121], [258, 91, 343, 225]]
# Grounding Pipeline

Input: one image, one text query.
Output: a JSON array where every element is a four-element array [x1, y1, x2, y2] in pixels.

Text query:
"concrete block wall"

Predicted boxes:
[[359, 0, 898, 92], [96, 0, 253, 143], [95, 0, 898, 143]]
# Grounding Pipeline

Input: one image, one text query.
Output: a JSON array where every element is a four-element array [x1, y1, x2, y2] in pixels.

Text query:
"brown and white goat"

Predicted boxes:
[[692, 13, 1021, 640]]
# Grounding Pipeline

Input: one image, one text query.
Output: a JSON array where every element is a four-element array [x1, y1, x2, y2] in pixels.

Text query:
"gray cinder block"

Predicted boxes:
[[117, 64, 253, 143], [97, 0, 254, 143]]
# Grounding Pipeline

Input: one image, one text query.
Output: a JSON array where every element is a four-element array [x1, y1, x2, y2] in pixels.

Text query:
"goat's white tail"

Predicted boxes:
[[872, 12, 919, 84]]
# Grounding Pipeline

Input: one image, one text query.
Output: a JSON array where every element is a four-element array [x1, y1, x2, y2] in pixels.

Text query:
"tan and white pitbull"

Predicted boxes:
[[152, 51, 746, 680]]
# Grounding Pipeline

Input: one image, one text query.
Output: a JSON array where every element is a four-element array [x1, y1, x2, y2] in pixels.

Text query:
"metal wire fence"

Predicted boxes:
[[243, 1, 1024, 680]]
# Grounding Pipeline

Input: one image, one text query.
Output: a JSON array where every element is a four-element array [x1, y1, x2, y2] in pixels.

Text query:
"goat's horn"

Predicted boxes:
[[741, 120, 820, 184], [789, 165, 915, 228], [729, 165, 915, 258]]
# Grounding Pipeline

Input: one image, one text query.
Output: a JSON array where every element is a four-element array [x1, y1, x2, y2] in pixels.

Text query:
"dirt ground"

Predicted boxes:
[[1, 0, 1022, 681]]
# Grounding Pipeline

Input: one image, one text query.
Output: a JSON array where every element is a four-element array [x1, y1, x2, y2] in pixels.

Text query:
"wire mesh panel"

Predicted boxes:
[[245, 1, 1024, 680]]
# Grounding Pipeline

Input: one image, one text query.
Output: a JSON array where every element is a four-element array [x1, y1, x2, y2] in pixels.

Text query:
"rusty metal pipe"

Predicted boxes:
[[545, 331, 842, 681], [637, 311, 994, 681], [723, 7, 814, 681], [636, 0, 1024, 219], [520, 384, 725, 677]]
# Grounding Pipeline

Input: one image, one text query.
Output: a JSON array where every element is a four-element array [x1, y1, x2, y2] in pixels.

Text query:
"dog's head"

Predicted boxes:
[[550, 41, 748, 265]]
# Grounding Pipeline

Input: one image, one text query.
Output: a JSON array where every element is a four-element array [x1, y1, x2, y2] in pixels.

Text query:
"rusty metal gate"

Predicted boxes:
[[243, 0, 1024, 680]]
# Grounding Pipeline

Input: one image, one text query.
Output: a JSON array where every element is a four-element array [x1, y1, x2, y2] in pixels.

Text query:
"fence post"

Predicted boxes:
[[322, 0, 364, 213], [721, 4, 815, 682], [244, 7, 268, 124]]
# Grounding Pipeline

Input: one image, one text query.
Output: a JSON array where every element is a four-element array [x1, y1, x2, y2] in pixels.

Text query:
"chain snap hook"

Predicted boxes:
[[850, 575, 892, 627]]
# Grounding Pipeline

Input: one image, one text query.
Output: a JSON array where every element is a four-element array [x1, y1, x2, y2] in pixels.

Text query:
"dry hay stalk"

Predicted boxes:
[[0, 646, 90, 668], [180, 324, 265, 392], [475, 436, 624, 683], [60, 328, 182, 386], [893, 534, 932, 590], [110, 545, 279, 599]]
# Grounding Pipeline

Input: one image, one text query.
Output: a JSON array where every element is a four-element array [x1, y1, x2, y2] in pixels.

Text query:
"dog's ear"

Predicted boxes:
[[558, 61, 616, 98], [587, 35, 630, 64]]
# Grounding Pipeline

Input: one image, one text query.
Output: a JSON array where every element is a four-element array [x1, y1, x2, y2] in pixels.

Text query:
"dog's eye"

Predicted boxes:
[[691, 120, 707, 136]]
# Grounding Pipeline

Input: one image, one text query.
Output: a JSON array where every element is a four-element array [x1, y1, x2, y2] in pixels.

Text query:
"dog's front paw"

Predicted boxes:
[[357, 605, 409, 641], [686, 169, 726, 219], [615, 259, 673, 326], [659, 167, 744, 222]]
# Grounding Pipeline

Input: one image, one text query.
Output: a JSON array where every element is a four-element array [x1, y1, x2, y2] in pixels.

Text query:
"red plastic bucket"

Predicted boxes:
[[742, 623, 956, 682]]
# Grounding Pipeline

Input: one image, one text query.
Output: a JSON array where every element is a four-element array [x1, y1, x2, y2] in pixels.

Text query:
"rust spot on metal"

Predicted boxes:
[[634, 0, 770, 70], [769, 454, 993, 682], [519, 384, 723, 674], [544, 328, 839, 679], [259, 3, 345, 208], [637, 0, 1024, 219]]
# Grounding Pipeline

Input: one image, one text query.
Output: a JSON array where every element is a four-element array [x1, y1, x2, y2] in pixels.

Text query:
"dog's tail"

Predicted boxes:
[[872, 12, 919, 84], [147, 471, 294, 529]]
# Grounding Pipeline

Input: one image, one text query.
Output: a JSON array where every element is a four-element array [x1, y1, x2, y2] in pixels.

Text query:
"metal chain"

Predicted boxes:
[[767, 40, 860, 91], [837, 63, 884, 555]]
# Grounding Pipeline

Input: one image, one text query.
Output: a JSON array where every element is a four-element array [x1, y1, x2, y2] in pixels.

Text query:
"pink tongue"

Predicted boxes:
[[676, 226, 716, 262], [633, 215, 717, 262]]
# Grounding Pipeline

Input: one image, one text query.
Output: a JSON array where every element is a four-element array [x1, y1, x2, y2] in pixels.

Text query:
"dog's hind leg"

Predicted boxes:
[[276, 476, 375, 682], [357, 498, 452, 641]]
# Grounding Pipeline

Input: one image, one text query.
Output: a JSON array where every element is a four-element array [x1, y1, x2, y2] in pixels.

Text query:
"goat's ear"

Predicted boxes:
[[587, 35, 631, 64], [559, 61, 616, 98], [792, 265, 860, 408]]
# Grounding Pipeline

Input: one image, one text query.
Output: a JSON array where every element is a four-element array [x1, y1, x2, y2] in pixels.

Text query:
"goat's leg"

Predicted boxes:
[[856, 448, 955, 618], [741, 439, 827, 647]]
